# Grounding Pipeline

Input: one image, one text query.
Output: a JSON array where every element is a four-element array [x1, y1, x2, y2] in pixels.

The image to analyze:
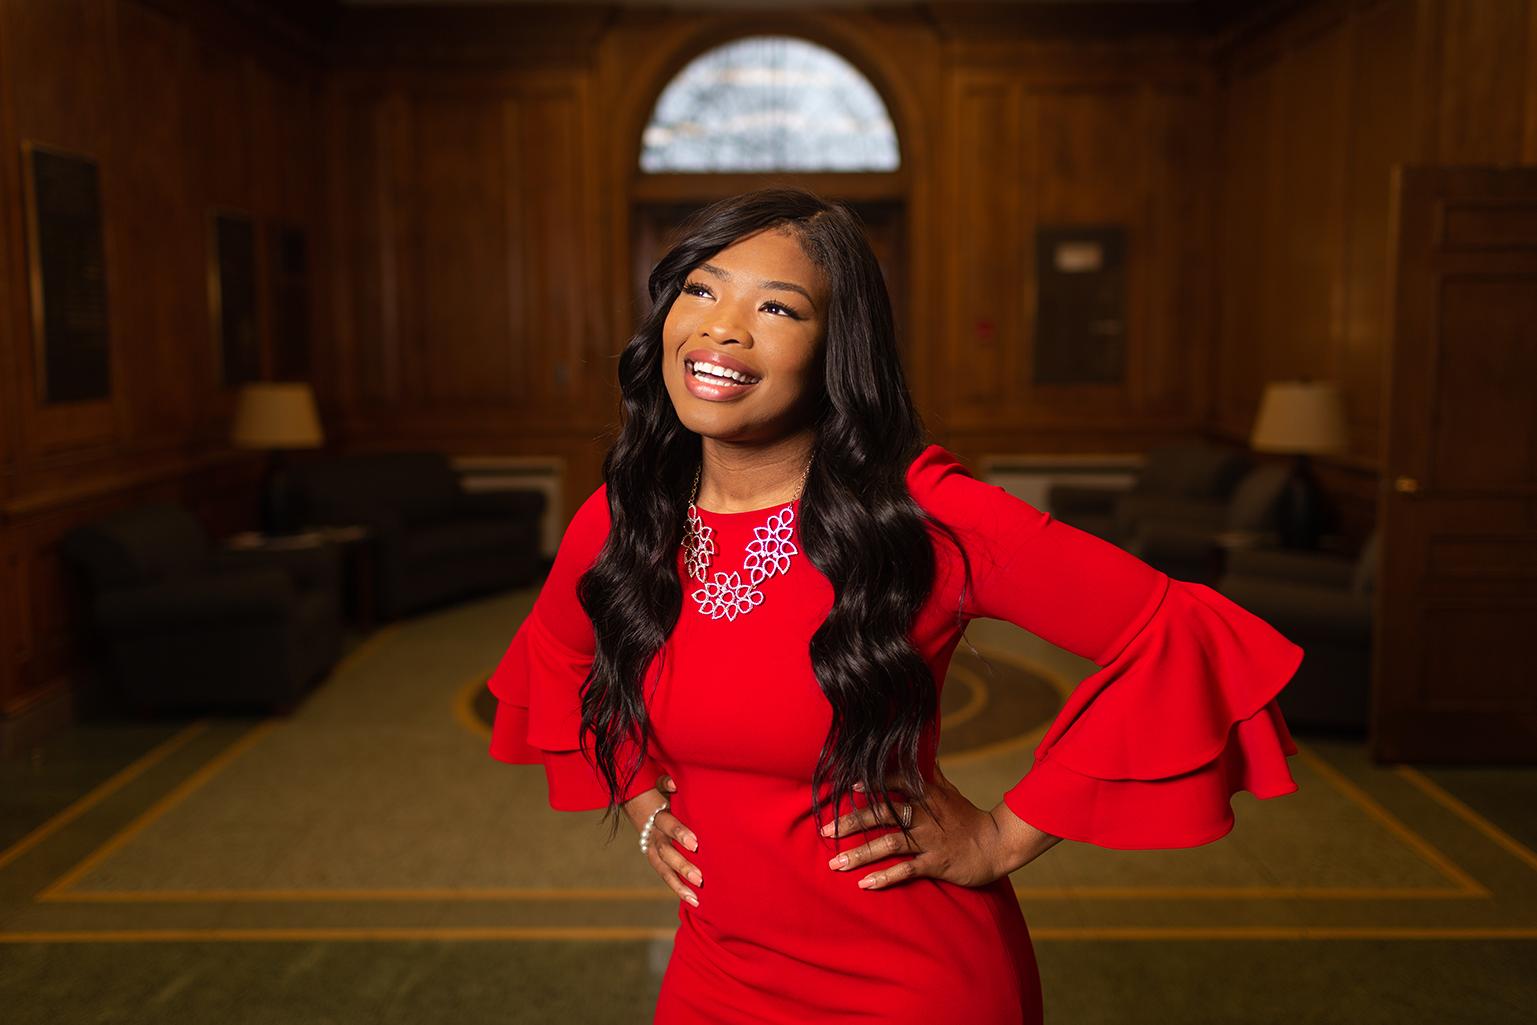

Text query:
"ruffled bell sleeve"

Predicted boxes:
[[906, 445, 1304, 850], [486, 485, 667, 812]]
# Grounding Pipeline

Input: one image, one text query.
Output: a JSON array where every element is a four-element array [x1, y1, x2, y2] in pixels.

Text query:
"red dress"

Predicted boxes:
[[488, 444, 1304, 1024]]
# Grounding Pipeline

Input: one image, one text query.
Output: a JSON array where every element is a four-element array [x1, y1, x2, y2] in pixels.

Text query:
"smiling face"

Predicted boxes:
[[662, 228, 829, 443]]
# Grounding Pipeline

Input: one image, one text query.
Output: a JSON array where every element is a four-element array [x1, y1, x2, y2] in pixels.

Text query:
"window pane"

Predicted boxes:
[[641, 35, 900, 173]]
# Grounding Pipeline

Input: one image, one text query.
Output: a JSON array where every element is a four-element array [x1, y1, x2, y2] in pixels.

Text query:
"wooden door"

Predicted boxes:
[[1374, 166, 1537, 763]]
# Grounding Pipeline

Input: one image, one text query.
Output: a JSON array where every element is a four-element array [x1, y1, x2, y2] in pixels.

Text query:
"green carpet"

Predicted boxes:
[[2, 587, 1533, 1023]]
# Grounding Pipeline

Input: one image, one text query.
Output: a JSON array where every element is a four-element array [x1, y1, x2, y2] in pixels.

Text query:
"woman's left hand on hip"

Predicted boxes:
[[819, 763, 1046, 890]]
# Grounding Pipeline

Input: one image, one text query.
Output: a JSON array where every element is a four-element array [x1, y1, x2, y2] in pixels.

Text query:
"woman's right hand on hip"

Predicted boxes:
[[632, 773, 702, 907]]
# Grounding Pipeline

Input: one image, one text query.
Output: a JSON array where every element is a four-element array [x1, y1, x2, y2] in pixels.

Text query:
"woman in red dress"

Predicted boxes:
[[488, 187, 1304, 1024]]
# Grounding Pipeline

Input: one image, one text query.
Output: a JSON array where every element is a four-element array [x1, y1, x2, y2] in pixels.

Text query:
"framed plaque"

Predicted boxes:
[[22, 142, 111, 403], [1033, 225, 1127, 385], [210, 210, 260, 387]]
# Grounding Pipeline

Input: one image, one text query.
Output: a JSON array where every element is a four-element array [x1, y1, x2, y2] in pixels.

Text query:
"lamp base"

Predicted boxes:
[[1276, 453, 1326, 549], [259, 452, 305, 536]]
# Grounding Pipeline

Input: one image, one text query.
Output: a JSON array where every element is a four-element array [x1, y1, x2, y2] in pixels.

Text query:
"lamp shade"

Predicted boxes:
[[231, 382, 323, 449], [1250, 379, 1347, 455]]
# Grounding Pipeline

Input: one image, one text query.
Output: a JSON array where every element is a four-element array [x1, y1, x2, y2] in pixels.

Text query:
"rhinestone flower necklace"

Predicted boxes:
[[682, 457, 811, 621]]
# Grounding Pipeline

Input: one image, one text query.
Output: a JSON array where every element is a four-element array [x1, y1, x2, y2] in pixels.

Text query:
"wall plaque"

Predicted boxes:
[[1033, 225, 1127, 385], [22, 143, 111, 403]]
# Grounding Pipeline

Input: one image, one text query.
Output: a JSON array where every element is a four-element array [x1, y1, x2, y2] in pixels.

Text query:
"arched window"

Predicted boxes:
[[640, 35, 900, 173]]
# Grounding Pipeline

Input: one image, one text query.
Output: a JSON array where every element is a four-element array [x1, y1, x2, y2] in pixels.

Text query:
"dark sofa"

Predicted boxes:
[[286, 451, 547, 619], [60, 503, 343, 713], [1217, 529, 1381, 733], [1124, 461, 1293, 583], [1049, 443, 1253, 547]]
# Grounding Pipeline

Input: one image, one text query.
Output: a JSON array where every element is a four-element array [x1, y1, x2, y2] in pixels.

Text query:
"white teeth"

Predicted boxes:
[[688, 361, 759, 385]]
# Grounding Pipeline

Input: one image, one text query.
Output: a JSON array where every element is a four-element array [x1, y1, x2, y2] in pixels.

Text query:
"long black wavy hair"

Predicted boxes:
[[577, 186, 975, 847]]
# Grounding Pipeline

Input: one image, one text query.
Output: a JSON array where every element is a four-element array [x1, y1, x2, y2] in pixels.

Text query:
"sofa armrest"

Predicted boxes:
[[1223, 547, 1356, 589], [94, 570, 296, 631], [1216, 575, 1373, 644]]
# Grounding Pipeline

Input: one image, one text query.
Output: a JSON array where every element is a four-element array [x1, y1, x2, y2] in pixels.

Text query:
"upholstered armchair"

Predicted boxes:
[[1125, 461, 1293, 583], [60, 503, 343, 714], [1216, 529, 1381, 733]]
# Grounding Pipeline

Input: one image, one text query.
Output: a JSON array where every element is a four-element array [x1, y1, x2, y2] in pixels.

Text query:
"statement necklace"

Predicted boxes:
[[682, 458, 811, 621]]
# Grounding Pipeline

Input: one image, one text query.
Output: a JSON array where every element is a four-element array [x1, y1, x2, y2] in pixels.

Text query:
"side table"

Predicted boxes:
[[223, 525, 379, 632]]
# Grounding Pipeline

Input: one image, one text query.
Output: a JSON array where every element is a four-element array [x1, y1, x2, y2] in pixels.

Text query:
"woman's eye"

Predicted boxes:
[[682, 282, 799, 319]]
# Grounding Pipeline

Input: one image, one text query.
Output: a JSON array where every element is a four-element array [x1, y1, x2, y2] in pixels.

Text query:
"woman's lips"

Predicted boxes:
[[683, 358, 761, 402]]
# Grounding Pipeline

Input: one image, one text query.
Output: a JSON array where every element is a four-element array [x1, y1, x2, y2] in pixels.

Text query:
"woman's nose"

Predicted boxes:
[[702, 319, 752, 347], [699, 296, 757, 345]]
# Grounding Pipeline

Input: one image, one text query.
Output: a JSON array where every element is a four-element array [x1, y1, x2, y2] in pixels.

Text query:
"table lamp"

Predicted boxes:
[[232, 382, 324, 536], [1250, 378, 1347, 549]]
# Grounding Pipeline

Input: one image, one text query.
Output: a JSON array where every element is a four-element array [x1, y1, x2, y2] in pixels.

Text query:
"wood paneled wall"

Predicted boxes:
[[321, 0, 1537, 480], [327, 72, 612, 439], [3, 0, 1534, 749], [324, 5, 1227, 471], [1212, 0, 1537, 533], [0, 0, 327, 751], [938, 38, 1216, 454]]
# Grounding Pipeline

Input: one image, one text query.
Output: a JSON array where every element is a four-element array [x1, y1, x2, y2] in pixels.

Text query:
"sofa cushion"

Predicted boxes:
[[1226, 462, 1292, 531], [1135, 445, 1248, 499]]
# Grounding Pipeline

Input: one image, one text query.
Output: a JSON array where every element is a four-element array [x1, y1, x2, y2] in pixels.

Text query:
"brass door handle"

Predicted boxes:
[[1394, 475, 1420, 494]]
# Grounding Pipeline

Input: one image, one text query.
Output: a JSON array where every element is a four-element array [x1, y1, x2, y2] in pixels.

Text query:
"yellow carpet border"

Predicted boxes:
[[4, 632, 1531, 929]]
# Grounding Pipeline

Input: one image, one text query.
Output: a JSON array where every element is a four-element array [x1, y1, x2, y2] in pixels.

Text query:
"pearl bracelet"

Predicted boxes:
[[639, 798, 668, 854]]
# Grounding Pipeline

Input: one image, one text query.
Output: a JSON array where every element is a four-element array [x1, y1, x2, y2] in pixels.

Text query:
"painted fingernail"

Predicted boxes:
[[858, 875, 878, 888], [828, 854, 848, 869], [686, 833, 698, 851], [853, 782, 865, 792], [819, 823, 832, 836], [689, 869, 702, 885], [683, 892, 698, 906]]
